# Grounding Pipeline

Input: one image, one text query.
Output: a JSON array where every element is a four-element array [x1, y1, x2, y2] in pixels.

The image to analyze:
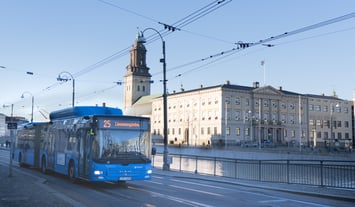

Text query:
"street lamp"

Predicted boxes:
[[330, 102, 340, 144], [248, 110, 253, 142], [21, 91, 34, 122], [139, 28, 169, 171], [57, 71, 75, 107]]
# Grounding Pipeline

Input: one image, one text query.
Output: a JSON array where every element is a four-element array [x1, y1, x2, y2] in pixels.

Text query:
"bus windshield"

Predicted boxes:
[[92, 128, 150, 164]]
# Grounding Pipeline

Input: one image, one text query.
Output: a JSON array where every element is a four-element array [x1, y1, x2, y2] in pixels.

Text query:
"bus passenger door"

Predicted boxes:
[[78, 130, 91, 178]]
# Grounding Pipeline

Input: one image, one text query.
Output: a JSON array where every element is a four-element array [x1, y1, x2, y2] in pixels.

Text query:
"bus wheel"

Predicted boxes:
[[68, 161, 76, 181], [41, 157, 47, 174]]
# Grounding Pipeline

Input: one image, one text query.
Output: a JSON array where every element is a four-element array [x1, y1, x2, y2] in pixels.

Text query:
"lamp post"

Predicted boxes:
[[330, 102, 339, 149], [57, 71, 75, 107], [3, 104, 14, 177], [225, 98, 229, 148], [248, 110, 253, 142], [21, 91, 34, 122], [139, 28, 169, 170]]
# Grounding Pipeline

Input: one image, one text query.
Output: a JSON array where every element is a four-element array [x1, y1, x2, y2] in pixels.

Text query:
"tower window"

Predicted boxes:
[[137, 85, 140, 91], [143, 86, 145, 92]]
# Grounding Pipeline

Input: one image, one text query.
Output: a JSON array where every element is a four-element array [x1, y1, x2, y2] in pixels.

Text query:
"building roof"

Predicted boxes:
[[167, 83, 302, 97], [134, 94, 162, 105]]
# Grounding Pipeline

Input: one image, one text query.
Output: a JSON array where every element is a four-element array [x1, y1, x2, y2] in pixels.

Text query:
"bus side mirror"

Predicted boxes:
[[151, 147, 156, 156]]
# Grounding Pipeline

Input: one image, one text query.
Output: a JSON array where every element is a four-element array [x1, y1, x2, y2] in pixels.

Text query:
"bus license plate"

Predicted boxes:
[[119, 177, 131, 181]]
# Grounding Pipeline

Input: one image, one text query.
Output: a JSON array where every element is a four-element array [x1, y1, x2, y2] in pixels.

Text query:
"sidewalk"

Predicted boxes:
[[0, 162, 73, 207], [153, 167, 355, 203]]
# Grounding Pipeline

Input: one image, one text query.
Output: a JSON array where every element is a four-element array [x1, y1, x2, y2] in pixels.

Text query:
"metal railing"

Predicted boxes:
[[152, 153, 355, 189]]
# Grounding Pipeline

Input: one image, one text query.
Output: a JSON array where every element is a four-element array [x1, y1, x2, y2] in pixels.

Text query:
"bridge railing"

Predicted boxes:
[[152, 153, 355, 189]]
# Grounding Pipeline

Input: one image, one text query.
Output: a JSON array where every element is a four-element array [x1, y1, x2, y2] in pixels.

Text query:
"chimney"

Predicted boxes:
[[225, 80, 230, 85], [278, 86, 282, 91], [253, 82, 259, 88], [102, 102, 106, 107]]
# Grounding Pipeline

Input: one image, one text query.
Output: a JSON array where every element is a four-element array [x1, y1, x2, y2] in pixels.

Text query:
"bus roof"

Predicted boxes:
[[49, 106, 123, 120]]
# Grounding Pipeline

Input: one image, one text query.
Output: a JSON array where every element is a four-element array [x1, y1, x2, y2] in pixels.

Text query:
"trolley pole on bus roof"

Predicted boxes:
[[140, 28, 170, 170]]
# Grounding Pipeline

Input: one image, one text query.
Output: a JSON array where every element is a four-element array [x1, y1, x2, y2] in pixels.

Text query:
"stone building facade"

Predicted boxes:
[[124, 34, 353, 150]]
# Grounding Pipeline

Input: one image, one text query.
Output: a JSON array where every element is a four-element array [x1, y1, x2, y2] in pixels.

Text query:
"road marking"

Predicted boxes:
[[146, 180, 163, 185], [171, 179, 227, 190], [169, 184, 223, 197], [257, 195, 332, 207], [129, 185, 215, 207]]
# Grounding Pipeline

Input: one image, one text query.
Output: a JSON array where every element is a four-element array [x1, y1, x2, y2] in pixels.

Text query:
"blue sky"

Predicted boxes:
[[1, 0, 355, 122]]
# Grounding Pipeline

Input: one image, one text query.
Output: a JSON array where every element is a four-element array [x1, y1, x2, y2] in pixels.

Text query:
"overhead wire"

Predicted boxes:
[[71, 0, 232, 79], [165, 12, 355, 80]]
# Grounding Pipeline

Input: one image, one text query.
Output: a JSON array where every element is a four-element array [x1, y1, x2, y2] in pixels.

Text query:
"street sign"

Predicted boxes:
[[7, 122, 17, 129]]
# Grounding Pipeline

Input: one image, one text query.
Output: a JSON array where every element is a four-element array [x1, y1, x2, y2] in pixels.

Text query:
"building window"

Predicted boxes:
[[201, 127, 204, 135], [245, 128, 249, 136], [281, 102, 286, 109], [344, 107, 349, 113], [245, 98, 249, 106], [345, 133, 349, 139], [336, 107, 341, 113], [263, 100, 269, 107], [315, 105, 321, 111], [345, 121, 349, 128], [309, 119, 314, 126], [137, 85, 140, 91], [207, 127, 211, 135], [324, 132, 328, 139], [317, 132, 322, 138], [337, 132, 342, 139], [235, 128, 240, 136], [235, 110, 241, 120], [235, 97, 241, 105], [291, 130, 295, 138], [316, 120, 322, 126], [272, 101, 278, 108], [226, 127, 230, 136], [337, 121, 341, 128], [214, 127, 218, 135], [323, 105, 328, 112]]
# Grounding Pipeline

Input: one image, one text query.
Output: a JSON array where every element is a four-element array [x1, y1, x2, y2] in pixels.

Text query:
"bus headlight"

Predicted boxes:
[[147, 169, 152, 174], [94, 170, 103, 175]]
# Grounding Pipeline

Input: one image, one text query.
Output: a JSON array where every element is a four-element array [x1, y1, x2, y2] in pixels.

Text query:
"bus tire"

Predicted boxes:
[[68, 161, 76, 181], [41, 156, 47, 174]]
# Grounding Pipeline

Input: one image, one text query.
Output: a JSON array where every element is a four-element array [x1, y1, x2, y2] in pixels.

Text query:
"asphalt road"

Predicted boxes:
[[1, 149, 354, 207]]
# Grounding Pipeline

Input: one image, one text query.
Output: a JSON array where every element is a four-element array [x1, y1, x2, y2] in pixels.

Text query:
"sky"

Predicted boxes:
[[1, 0, 355, 122]]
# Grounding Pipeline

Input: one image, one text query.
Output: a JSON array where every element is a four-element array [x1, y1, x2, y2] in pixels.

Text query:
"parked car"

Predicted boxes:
[[262, 140, 275, 148], [241, 141, 258, 148]]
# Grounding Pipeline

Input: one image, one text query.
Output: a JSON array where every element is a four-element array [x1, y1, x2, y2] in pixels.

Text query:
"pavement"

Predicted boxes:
[[1, 148, 355, 207]]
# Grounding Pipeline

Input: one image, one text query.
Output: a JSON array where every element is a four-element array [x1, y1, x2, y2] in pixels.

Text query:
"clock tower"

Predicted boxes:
[[124, 33, 151, 112]]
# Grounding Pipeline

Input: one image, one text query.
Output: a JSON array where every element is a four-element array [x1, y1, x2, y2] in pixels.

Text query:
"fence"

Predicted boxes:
[[153, 153, 355, 189]]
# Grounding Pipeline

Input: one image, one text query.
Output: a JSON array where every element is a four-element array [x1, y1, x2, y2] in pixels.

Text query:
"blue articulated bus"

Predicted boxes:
[[14, 122, 49, 168], [14, 106, 153, 182]]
